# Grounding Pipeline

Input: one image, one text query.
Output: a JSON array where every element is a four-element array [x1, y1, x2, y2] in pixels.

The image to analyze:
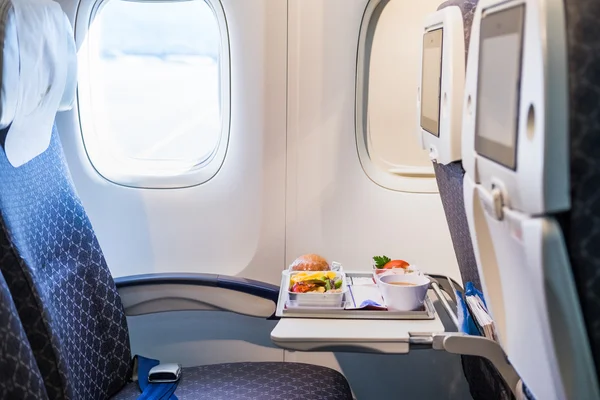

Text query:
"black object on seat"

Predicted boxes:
[[431, 1, 514, 399], [0, 127, 354, 400], [0, 270, 48, 400]]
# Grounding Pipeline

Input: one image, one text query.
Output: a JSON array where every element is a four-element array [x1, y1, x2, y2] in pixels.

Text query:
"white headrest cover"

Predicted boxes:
[[1, 0, 77, 167], [0, 4, 18, 130], [58, 12, 77, 112]]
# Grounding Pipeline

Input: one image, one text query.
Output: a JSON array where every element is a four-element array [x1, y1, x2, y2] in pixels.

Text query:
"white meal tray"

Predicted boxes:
[[276, 271, 436, 320]]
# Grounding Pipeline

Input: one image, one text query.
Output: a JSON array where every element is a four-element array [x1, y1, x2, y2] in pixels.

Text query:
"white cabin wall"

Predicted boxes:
[[57, 0, 462, 313], [286, 0, 460, 281], [282, 2, 470, 399], [54, 0, 470, 398], [56, 0, 290, 375], [58, 0, 288, 284]]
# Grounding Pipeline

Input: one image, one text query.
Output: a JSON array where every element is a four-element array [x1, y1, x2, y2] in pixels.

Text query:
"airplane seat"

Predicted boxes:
[[425, 0, 481, 288], [461, 0, 600, 398], [0, 128, 133, 399], [421, 1, 514, 399], [0, 1, 353, 399], [0, 269, 49, 400], [562, 0, 600, 381]]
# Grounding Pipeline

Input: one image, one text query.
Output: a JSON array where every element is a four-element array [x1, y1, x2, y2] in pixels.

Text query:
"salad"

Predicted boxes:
[[289, 271, 343, 293]]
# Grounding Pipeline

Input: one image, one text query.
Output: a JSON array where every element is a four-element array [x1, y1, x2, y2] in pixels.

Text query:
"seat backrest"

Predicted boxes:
[[433, 162, 480, 288], [0, 268, 48, 400], [461, 0, 600, 398], [433, 0, 481, 303], [427, 1, 514, 399], [0, 128, 132, 400], [562, 0, 600, 382], [0, 1, 132, 398]]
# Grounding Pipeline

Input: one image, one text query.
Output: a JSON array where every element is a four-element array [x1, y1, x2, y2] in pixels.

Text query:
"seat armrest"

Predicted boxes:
[[115, 273, 280, 319]]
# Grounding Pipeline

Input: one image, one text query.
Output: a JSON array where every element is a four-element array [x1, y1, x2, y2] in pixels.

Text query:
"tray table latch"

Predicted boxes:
[[408, 332, 434, 346]]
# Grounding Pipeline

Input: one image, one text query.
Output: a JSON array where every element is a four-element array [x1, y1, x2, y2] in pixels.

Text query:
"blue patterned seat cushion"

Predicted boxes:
[[111, 362, 353, 400], [0, 127, 132, 399], [0, 271, 48, 400]]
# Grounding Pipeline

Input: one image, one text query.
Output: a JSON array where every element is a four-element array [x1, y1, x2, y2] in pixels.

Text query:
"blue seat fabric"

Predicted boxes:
[[113, 362, 353, 400], [0, 127, 132, 399], [0, 128, 354, 400], [0, 270, 48, 400]]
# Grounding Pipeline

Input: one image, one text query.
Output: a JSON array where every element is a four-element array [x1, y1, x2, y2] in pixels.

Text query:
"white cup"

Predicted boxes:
[[377, 274, 430, 311]]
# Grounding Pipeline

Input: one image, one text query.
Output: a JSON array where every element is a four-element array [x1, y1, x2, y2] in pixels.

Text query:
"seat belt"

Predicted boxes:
[[132, 355, 180, 400]]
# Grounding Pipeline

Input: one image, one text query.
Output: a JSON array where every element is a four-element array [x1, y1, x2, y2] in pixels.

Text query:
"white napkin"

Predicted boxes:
[[0, 6, 18, 129], [4, 0, 75, 167]]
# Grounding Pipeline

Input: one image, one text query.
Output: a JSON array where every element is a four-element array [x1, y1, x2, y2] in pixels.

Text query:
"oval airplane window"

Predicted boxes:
[[77, 0, 230, 188], [356, 0, 439, 193]]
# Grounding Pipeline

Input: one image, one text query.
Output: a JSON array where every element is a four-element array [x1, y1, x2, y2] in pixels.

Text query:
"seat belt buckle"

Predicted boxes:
[[148, 363, 182, 384]]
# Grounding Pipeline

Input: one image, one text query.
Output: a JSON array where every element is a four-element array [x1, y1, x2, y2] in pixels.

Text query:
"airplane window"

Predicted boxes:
[[77, 0, 230, 188], [356, 0, 440, 193]]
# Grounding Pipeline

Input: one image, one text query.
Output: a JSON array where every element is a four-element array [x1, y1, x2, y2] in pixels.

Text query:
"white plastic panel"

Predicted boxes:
[[462, 0, 569, 215], [127, 311, 284, 367], [466, 173, 600, 399], [465, 175, 563, 399], [476, 189, 563, 399], [417, 6, 465, 165], [119, 285, 275, 318], [271, 316, 444, 353]]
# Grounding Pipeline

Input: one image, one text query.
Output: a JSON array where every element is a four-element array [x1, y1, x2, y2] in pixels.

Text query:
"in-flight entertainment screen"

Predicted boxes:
[[475, 4, 525, 170], [420, 28, 444, 137]]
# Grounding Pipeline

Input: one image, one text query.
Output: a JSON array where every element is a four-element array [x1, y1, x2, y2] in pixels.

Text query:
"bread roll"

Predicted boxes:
[[289, 254, 330, 271]]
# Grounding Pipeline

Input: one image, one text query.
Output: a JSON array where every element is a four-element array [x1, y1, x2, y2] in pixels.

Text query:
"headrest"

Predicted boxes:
[[416, 5, 465, 165], [437, 0, 479, 61], [0, 0, 77, 167]]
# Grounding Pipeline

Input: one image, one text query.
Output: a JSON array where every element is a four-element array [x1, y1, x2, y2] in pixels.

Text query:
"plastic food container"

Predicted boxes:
[[287, 271, 347, 307]]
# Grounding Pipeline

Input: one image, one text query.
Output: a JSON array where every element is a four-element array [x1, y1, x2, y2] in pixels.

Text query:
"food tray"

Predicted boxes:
[[276, 271, 436, 320]]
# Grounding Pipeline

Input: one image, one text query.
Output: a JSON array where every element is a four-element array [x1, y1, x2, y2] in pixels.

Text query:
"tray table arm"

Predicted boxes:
[[426, 275, 520, 397], [433, 333, 520, 398]]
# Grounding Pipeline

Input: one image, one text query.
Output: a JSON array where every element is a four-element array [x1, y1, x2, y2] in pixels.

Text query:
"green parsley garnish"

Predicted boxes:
[[373, 255, 391, 269]]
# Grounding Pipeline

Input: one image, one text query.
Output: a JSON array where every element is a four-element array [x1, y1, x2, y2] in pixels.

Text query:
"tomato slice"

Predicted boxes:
[[383, 260, 410, 269], [291, 282, 317, 293]]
